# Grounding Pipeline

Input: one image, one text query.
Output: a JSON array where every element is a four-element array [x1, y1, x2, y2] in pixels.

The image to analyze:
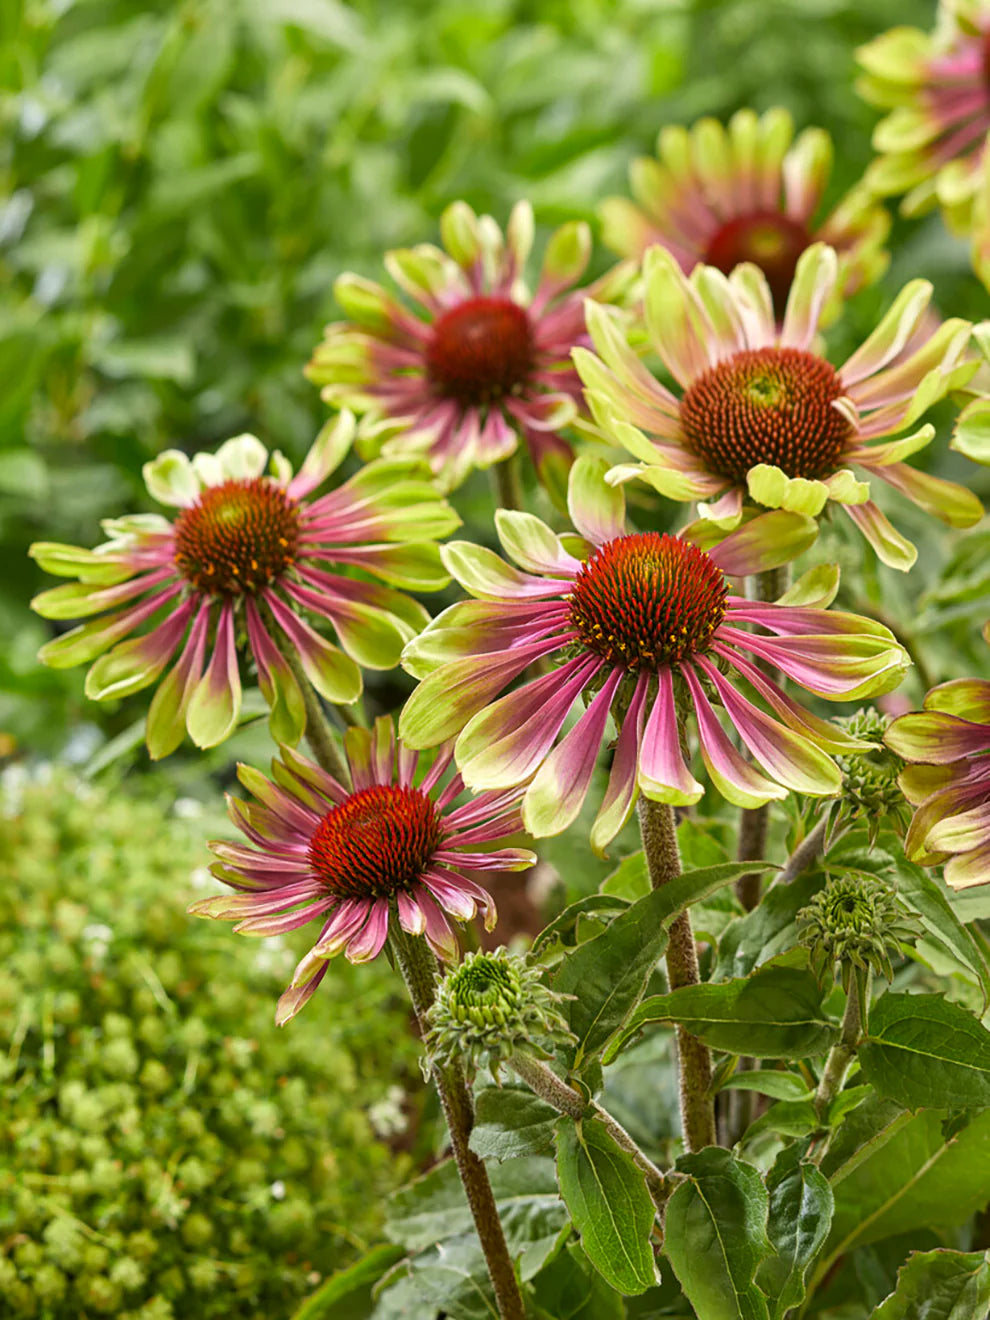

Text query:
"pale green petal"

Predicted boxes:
[[215, 433, 268, 481], [746, 464, 829, 515], [143, 450, 200, 507]]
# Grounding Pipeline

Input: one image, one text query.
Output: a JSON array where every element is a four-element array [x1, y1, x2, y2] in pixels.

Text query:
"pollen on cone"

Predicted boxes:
[[307, 783, 444, 899]]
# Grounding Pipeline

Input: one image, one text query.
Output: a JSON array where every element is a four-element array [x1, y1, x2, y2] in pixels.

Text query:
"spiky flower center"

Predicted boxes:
[[426, 297, 534, 406], [173, 478, 300, 595], [568, 532, 728, 670], [448, 958, 521, 1015], [679, 347, 851, 484], [307, 784, 444, 899], [705, 212, 810, 312]]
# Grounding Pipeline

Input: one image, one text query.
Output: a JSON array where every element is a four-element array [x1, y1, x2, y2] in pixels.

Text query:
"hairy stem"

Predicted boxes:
[[509, 1052, 669, 1208], [491, 450, 524, 512], [735, 564, 787, 911], [773, 818, 828, 889], [638, 797, 716, 1151], [814, 966, 867, 1126], [390, 922, 525, 1320]]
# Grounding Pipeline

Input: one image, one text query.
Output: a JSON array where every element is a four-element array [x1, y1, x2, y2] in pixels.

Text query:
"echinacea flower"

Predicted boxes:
[[576, 243, 981, 572], [600, 108, 890, 315], [857, 0, 990, 233], [305, 199, 633, 495], [30, 418, 458, 756], [885, 678, 990, 889], [190, 718, 536, 1024], [399, 457, 909, 853]]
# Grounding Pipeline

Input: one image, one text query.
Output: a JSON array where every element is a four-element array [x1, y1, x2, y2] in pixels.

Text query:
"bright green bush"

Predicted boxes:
[[0, 767, 421, 1318]]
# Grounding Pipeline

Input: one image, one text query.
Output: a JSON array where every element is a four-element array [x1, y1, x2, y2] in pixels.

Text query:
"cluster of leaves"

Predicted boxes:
[[302, 818, 990, 1319], [0, 0, 939, 753], [0, 767, 424, 1318]]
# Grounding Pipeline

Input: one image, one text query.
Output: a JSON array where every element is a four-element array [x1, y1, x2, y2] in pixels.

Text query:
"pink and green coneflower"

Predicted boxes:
[[305, 200, 633, 495], [399, 458, 909, 855], [576, 242, 981, 572], [857, 0, 990, 233], [600, 108, 890, 315], [886, 678, 990, 890], [190, 718, 535, 1024], [30, 418, 458, 756]]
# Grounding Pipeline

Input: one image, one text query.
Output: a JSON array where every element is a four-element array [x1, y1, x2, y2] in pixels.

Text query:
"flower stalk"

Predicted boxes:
[[814, 965, 867, 1125], [389, 922, 526, 1320], [637, 796, 716, 1151], [507, 1051, 669, 1209]]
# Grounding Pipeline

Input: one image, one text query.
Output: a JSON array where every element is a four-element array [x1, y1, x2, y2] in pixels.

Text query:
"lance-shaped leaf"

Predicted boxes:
[[870, 1248, 990, 1320], [554, 862, 771, 1065], [897, 863, 990, 1002], [555, 1117, 658, 1295], [664, 1148, 772, 1320], [859, 992, 990, 1110], [756, 1145, 833, 1319], [605, 958, 834, 1063]]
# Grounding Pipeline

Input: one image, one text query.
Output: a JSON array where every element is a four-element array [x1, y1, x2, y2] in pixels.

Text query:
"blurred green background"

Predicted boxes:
[[2, 0, 953, 759], [5, 1, 987, 1315]]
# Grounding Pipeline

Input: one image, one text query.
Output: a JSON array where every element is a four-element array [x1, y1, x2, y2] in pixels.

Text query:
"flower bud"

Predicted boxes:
[[830, 708, 910, 844], [797, 872, 919, 989], [427, 948, 574, 1078]]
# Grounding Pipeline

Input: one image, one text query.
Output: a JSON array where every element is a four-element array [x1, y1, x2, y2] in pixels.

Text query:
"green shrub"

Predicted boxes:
[[0, 767, 420, 1318]]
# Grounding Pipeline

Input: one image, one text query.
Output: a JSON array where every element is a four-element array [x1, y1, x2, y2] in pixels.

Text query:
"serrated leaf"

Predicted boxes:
[[859, 992, 990, 1110], [469, 1087, 557, 1161], [756, 1146, 833, 1319], [606, 959, 834, 1063], [664, 1148, 772, 1320], [555, 1117, 658, 1295], [870, 1248, 990, 1320]]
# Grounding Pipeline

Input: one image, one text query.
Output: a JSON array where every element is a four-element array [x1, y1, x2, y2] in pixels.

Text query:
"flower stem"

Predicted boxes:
[[637, 797, 716, 1151], [508, 1051, 669, 1209], [814, 965, 867, 1126], [491, 450, 524, 512], [773, 818, 828, 889], [389, 921, 525, 1320]]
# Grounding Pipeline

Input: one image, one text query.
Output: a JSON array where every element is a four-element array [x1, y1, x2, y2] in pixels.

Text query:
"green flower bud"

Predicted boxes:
[[831, 709, 910, 844], [798, 873, 919, 989], [427, 948, 574, 1078]]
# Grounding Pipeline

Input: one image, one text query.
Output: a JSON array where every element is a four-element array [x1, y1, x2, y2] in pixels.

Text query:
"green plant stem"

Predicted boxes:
[[637, 796, 716, 1151], [735, 564, 788, 911], [390, 921, 525, 1320], [814, 965, 867, 1127], [773, 818, 828, 889], [509, 1052, 669, 1210], [491, 450, 524, 512]]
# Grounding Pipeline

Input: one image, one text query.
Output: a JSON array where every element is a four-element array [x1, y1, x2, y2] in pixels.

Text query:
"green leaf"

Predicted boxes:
[[554, 863, 767, 1065], [600, 850, 649, 900], [403, 1237, 500, 1320], [714, 870, 823, 980], [291, 1244, 405, 1320], [897, 863, 990, 1000], [718, 1071, 812, 1102], [817, 1108, 990, 1288], [870, 1249, 990, 1320], [664, 1148, 772, 1320], [555, 1117, 658, 1295], [532, 894, 629, 954], [606, 959, 834, 1063], [528, 1242, 626, 1320], [469, 1087, 557, 1162], [385, 1157, 565, 1283], [756, 1146, 833, 1319], [859, 992, 990, 1110]]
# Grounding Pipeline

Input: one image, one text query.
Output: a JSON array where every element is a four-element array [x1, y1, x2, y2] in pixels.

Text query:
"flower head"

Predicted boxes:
[[826, 708, 911, 845], [576, 244, 981, 571], [190, 717, 536, 1024], [886, 678, 990, 889], [306, 200, 634, 494], [427, 948, 573, 1078], [601, 109, 889, 315], [857, 1, 990, 233], [399, 457, 909, 854], [798, 873, 918, 988], [30, 419, 459, 756]]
